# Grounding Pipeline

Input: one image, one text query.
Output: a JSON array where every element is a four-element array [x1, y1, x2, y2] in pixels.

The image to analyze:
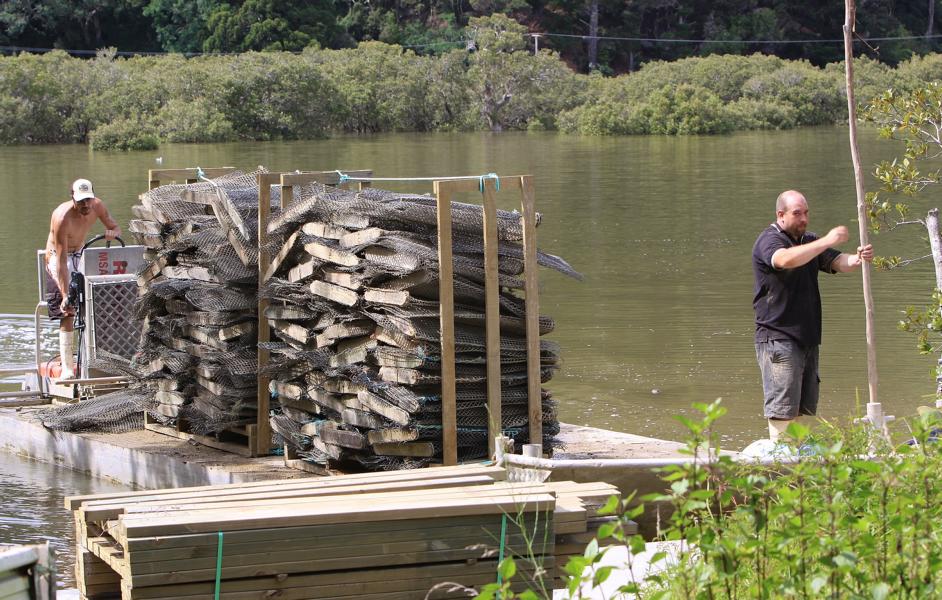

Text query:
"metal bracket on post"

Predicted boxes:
[[855, 402, 895, 444]]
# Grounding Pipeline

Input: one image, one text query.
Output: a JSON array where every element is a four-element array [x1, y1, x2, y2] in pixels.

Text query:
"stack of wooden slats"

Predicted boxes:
[[67, 466, 622, 600], [129, 171, 264, 436], [0, 544, 55, 600], [263, 184, 580, 469]]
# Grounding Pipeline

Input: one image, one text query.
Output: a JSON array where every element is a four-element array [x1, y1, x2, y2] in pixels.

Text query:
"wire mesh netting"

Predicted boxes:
[[40, 387, 157, 433], [265, 180, 578, 470], [42, 170, 578, 473]]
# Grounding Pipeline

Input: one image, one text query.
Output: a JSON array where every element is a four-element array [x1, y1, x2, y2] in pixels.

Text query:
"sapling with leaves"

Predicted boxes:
[[865, 82, 942, 397]]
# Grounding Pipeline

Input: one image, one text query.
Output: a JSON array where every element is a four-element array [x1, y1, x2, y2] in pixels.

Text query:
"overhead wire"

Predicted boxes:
[[528, 32, 942, 44]]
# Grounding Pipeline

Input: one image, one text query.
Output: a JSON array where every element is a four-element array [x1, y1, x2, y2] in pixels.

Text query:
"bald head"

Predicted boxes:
[[776, 190, 806, 213], [776, 190, 809, 239]]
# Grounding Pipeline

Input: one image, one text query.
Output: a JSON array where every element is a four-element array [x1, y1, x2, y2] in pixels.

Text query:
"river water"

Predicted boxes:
[[0, 451, 128, 587], [0, 128, 934, 430], [0, 127, 935, 584]]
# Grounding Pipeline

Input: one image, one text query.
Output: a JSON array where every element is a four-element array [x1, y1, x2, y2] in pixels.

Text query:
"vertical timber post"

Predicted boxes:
[[256, 173, 284, 457], [520, 176, 543, 448], [281, 183, 294, 210], [432, 176, 538, 463], [481, 179, 502, 457], [434, 181, 458, 466], [844, 0, 879, 407]]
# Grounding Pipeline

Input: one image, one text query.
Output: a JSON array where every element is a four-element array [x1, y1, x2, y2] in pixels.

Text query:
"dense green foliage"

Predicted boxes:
[[559, 53, 942, 135], [3, 31, 942, 148], [1, 0, 940, 73], [863, 82, 942, 397], [640, 403, 942, 598], [487, 401, 942, 599]]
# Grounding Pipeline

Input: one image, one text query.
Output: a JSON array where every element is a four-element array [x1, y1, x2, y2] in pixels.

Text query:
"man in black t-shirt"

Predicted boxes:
[[752, 190, 873, 442]]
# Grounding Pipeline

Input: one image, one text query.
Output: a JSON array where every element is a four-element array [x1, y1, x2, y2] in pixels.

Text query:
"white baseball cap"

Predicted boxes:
[[72, 178, 95, 201]]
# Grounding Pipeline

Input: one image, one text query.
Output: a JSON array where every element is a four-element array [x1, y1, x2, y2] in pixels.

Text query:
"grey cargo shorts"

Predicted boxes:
[[755, 339, 819, 419]]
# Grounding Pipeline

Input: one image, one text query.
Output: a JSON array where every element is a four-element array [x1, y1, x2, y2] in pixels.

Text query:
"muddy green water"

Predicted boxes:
[[0, 128, 934, 450], [0, 451, 128, 587]]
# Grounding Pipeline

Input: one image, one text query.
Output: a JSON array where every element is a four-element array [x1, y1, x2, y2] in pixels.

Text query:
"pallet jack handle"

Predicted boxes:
[[80, 234, 126, 253]]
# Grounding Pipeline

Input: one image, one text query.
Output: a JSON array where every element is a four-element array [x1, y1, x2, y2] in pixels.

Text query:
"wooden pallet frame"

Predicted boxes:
[[140, 168, 371, 458], [432, 176, 542, 465], [143, 416, 258, 458], [264, 173, 542, 469], [66, 470, 593, 600], [142, 169, 542, 466]]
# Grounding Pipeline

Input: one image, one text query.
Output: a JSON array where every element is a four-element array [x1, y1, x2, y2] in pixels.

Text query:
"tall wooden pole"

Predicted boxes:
[[844, 0, 879, 405]]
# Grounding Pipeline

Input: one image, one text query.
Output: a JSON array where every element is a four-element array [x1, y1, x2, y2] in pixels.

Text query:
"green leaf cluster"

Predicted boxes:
[[488, 402, 942, 599], [864, 82, 942, 373], [640, 404, 942, 599], [560, 53, 877, 135]]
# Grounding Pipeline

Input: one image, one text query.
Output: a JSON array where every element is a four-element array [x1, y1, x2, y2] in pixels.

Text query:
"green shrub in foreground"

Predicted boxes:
[[639, 403, 942, 599], [486, 401, 942, 599]]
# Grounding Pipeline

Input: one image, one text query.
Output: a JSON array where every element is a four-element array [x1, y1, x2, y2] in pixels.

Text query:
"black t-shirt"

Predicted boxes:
[[752, 224, 841, 347]]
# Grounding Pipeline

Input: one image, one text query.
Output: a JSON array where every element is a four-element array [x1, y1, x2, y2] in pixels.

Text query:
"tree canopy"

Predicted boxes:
[[1, 0, 940, 72]]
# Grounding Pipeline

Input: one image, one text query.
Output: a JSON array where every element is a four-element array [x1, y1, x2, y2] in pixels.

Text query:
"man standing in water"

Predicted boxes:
[[45, 178, 121, 380], [752, 190, 873, 441]]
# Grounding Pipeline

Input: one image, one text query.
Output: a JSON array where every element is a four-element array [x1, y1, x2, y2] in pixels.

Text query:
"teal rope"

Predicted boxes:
[[214, 531, 224, 600], [196, 165, 220, 189], [333, 170, 501, 186], [479, 172, 500, 193], [496, 513, 508, 586]]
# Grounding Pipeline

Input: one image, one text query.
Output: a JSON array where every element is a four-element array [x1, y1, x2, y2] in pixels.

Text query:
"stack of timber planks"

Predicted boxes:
[[67, 466, 623, 600], [0, 544, 55, 600], [263, 183, 581, 469], [129, 170, 267, 438]]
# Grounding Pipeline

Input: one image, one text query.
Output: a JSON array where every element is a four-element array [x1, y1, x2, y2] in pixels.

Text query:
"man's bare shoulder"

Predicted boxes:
[[50, 201, 73, 227]]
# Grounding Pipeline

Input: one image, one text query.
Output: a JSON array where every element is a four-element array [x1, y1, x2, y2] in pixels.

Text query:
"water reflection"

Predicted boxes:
[[0, 451, 128, 588]]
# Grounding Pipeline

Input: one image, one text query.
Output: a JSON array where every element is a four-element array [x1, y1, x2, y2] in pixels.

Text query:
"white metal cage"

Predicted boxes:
[[34, 244, 147, 384], [84, 275, 140, 375]]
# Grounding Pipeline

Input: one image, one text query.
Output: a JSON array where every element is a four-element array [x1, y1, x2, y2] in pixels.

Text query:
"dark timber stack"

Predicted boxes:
[[262, 182, 581, 470], [130, 169, 268, 454], [66, 466, 622, 599]]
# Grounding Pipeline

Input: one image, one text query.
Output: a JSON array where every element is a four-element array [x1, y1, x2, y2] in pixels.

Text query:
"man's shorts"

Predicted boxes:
[[45, 251, 81, 321], [755, 339, 820, 419]]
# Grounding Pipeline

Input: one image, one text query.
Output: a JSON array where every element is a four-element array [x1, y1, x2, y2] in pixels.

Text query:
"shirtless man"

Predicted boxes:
[[45, 178, 121, 380]]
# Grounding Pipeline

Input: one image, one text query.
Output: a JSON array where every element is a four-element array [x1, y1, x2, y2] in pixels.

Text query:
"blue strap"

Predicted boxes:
[[214, 531, 224, 600], [335, 170, 349, 185]]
